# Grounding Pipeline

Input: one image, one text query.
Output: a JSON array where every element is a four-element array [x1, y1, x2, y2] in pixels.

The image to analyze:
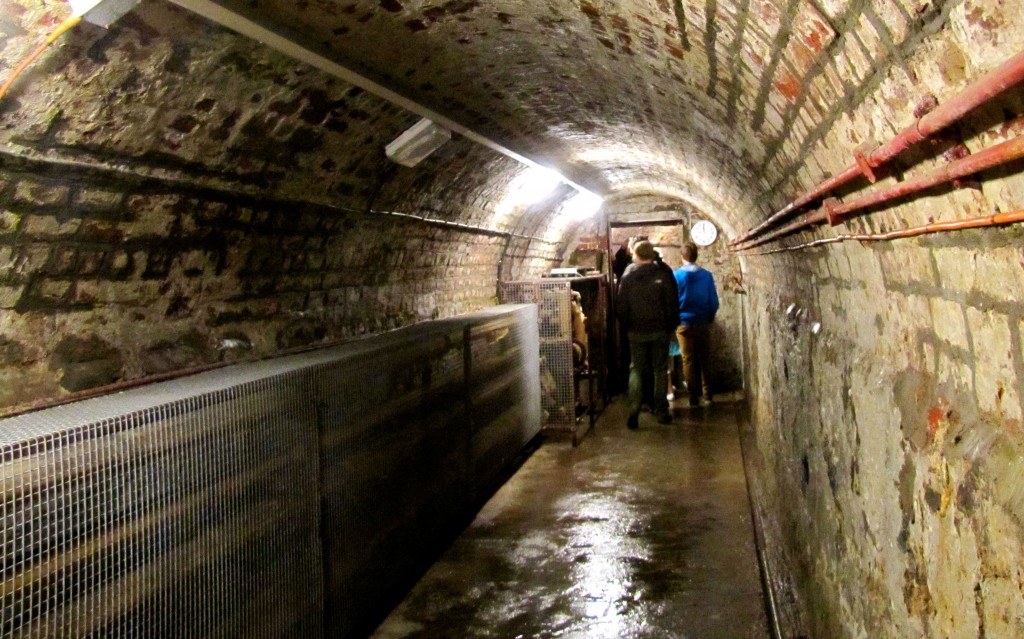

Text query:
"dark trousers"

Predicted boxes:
[[628, 331, 671, 417], [676, 323, 712, 403]]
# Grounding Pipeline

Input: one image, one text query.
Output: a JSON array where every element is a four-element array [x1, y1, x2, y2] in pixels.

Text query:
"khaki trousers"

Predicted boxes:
[[676, 323, 712, 404]]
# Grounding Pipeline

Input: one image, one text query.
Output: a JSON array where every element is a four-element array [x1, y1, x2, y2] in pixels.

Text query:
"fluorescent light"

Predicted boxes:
[[496, 167, 564, 215], [385, 118, 451, 167], [559, 190, 603, 220], [513, 167, 563, 204], [69, 0, 140, 26]]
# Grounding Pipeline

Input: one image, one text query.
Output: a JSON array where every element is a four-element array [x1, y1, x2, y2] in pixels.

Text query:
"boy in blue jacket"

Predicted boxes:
[[674, 242, 719, 407]]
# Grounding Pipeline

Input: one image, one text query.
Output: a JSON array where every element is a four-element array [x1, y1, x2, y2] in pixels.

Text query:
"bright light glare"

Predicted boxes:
[[559, 190, 603, 220], [513, 167, 562, 203], [496, 167, 563, 215]]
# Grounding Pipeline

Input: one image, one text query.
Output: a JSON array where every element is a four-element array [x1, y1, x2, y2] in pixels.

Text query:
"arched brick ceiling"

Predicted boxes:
[[206, 0, 769, 228], [2, 0, 1019, 243], [187, 0, 1002, 236]]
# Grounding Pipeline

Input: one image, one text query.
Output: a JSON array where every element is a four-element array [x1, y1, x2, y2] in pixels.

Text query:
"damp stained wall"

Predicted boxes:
[[1, 0, 1024, 637]]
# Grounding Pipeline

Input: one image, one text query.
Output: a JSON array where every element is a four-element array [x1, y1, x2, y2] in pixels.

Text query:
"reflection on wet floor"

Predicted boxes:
[[371, 396, 769, 639]]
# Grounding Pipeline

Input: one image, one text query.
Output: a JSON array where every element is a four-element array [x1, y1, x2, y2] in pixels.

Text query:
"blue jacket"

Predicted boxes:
[[674, 263, 718, 326]]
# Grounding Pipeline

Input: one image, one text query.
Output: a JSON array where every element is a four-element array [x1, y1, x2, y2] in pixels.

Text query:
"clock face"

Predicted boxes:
[[690, 220, 718, 246]]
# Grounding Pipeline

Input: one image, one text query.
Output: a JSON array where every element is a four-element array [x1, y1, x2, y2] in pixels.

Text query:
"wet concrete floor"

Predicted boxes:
[[371, 396, 770, 639]]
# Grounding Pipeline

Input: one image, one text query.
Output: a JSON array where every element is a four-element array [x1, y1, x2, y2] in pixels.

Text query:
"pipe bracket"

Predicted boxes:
[[853, 144, 878, 183], [823, 198, 844, 226]]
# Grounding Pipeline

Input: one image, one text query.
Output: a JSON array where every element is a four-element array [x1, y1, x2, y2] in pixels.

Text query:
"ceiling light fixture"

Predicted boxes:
[[496, 167, 565, 215], [512, 167, 563, 204], [69, 0, 141, 26], [166, 0, 600, 195], [385, 117, 452, 167], [559, 190, 604, 220]]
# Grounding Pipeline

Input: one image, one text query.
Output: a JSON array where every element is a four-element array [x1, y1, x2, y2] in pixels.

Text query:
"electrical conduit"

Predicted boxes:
[[739, 209, 1024, 255]]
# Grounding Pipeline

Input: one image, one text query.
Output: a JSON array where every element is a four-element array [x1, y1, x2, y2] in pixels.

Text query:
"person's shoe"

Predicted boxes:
[[657, 411, 672, 424], [627, 413, 639, 430]]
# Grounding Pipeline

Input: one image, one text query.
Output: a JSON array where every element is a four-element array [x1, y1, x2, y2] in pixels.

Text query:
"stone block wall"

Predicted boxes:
[[745, 227, 1024, 637], [0, 155, 532, 409], [740, 3, 1024, 635]]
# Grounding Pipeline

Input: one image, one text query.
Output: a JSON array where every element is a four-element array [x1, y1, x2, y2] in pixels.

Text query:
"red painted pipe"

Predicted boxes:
[[734, 134, 1024, 250], [736, 209, 827, 250], [830, 135, 1024, 222], [732, 166, 860, 246], [740, 209, 1024, 255], [731, 49, 1024, 246]]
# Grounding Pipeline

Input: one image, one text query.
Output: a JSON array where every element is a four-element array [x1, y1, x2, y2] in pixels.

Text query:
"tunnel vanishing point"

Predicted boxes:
[[1, 0, 1024, 637]]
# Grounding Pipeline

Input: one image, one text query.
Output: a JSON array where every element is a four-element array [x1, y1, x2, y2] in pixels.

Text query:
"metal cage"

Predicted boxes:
[[500, 277, 610, 445]]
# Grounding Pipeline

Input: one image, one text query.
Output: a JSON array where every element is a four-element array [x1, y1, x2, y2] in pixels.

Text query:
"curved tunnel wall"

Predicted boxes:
[[731, 5, 1024, 637], [0, 0, 1023, 638], [0, 2, 569, 412]]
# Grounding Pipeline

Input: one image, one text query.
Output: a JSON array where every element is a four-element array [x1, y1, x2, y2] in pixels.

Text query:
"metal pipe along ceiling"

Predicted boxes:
[[166, 0, 601, 198], [739, 210, 1024, 255]]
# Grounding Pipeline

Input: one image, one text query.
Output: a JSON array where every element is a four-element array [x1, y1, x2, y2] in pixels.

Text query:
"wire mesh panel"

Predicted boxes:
[[0, 304, 540, 639], [465, 305, 541, 494], [315, 324, 471, 639], [0, 369, 322, 639], [500, 280, 575, 433], [315, 304, 540, 637]]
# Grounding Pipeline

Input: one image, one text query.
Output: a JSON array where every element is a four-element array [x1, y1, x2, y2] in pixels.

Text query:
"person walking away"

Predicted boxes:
[[616, 240, 679, 428], [621, 236, 674, 408], [674, 242, 719, 407], [613, 237, 638, 393]]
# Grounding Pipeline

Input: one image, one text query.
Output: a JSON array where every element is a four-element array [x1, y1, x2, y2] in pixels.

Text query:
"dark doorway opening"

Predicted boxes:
[[606, 219, 687, 394]]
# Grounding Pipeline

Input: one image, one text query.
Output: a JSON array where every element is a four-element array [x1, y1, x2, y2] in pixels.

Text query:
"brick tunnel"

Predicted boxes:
[[1, 0, 1023, 637]]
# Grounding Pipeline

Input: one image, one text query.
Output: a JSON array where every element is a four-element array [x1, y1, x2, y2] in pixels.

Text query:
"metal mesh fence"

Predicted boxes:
[[466, 308, 542, 491], [318, 304, 540, 637], [0, 304, 540, 638], [499, 280, 575, 432], [0, 375, 322, 639]]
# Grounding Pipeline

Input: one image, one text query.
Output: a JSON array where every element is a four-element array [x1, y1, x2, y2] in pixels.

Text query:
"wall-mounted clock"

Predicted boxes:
[[690, 220, 718, 246]]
